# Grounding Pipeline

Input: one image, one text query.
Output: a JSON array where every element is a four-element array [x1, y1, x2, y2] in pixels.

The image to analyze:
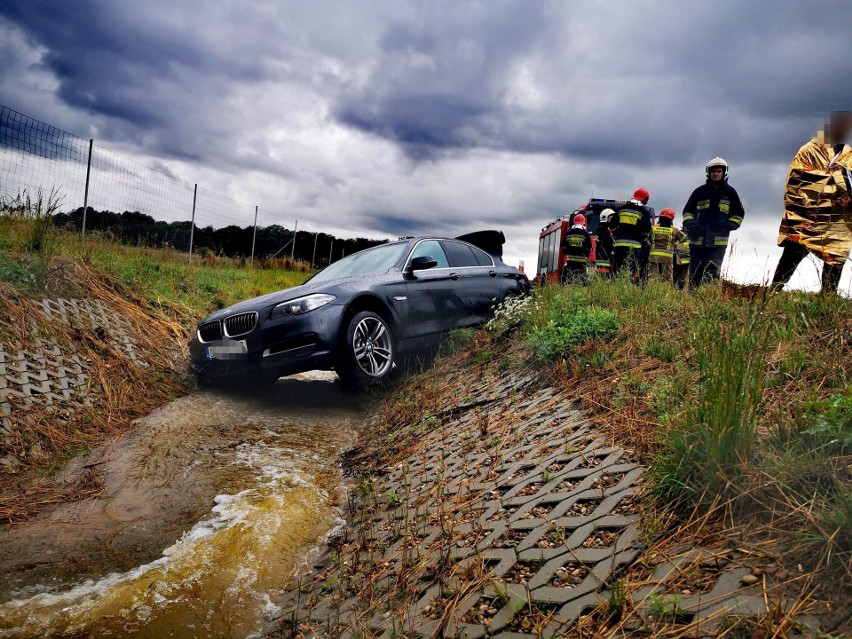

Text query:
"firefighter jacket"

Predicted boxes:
[[674, 229, 691, 266], [595, 223, 614, 266], [612, 199, 653, 250], [682, 180, 745, 248], [777, 137, 852, 265], [649, 218, 686, 264], [561, 227, 592, 263]]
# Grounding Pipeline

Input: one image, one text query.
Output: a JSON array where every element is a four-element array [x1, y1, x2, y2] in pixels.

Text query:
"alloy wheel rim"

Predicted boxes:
[[353, 317, 393, 377]]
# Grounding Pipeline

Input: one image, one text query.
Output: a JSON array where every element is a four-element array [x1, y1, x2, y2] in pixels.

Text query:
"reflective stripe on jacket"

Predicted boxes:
[[649, 223, 686, 262], [561, 228, 592, 264], [612, 200, 653, 249], [682, 180, 745, 248]]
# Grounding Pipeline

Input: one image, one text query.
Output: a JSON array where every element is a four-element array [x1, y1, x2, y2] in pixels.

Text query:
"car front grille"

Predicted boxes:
[[224, 312, 258, 337], [198, 320, 222, 343]]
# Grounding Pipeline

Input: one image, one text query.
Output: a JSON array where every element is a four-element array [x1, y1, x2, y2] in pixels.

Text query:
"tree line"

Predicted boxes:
[[53, 207, 388, 266]]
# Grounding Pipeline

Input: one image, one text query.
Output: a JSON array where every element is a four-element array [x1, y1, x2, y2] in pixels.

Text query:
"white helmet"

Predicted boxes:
[[706, 157, 728, 179], [599, 208, 615, 224]]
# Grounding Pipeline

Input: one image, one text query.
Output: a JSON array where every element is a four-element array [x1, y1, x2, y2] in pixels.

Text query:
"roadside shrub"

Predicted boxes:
[[528, 306, 620, 360], [485, 294, 533, 334], [0, 254, 49, 293]]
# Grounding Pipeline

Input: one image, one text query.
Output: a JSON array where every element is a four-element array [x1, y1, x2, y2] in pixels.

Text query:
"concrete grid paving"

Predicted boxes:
[[0, 298, 146, 466], [270, 371, 791, 638]]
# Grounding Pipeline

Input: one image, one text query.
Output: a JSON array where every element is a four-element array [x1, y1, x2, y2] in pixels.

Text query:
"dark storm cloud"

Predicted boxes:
[[334, 1, 852, 166], [3, 0, 850, 170], [1, 0, 851, 289]]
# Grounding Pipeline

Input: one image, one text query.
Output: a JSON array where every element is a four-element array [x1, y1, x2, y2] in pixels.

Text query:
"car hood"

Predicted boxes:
[[201, 280, 327, 322], [199, 270, 394, 323]]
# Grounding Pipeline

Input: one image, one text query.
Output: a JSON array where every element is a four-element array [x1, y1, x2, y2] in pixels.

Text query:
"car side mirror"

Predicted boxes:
[[405, 255, 438, 276]]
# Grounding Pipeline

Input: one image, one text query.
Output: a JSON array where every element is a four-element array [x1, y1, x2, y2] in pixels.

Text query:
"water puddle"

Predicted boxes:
[[0, 372, 363, 638]]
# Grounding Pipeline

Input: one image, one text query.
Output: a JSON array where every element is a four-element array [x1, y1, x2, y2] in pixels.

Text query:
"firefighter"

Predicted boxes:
[[648, 208, 685, 282], [560, 214, 592, 285], [682, 158, 745, 287], [672, 227, 690, 289], [771, 110, 852, 293], [595, 208, 615, 279], [611, 188, 653, 282]]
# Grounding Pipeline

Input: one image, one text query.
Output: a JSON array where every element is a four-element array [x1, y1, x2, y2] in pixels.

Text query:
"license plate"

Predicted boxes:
[[205, 340, 248, 360]]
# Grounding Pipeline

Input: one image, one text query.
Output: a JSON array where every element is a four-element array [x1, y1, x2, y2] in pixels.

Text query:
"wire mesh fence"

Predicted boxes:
[[0, 104, 383, 268]]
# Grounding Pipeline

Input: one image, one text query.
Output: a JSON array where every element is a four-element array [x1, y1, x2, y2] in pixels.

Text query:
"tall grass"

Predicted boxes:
[[0, 189, 63, 292], [0, 194, 313, 318], [653, 296, 772, 501]]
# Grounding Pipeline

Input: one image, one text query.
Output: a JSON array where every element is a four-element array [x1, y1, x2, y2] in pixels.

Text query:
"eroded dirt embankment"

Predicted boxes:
[[0, 262, 376, 638], [0, 260, 191, 522]]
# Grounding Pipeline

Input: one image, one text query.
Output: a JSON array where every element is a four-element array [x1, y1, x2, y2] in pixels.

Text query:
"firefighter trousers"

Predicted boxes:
[[649, 261, 673, 282], [561, 262, 588, 286], [612, 246, 641, 282], [688, 246, 727, 288], [771, 239, 843, 293], [673, 263, 689, 289]]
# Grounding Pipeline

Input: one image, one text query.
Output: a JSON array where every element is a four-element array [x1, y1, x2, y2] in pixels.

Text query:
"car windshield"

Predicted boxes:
[[309, 242, 406, 283]]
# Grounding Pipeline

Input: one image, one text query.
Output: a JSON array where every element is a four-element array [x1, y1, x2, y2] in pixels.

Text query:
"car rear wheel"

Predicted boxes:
[[336, 311, 396, 391]]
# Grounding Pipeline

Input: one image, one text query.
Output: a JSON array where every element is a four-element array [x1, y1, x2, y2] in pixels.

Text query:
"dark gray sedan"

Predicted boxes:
[[189, 234, 528, 389]]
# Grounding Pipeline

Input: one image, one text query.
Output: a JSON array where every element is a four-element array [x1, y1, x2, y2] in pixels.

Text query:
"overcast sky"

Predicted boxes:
[[1, 0, 851, 291]]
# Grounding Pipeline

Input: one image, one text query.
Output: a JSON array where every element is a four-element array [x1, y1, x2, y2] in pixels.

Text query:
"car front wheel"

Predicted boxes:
[[336, 311, 395, 391]]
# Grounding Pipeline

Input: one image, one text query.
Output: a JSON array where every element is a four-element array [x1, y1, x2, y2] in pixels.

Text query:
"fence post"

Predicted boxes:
[[188, 183, 197, 262], [328, 240, 333, 265], [81, 138, 93, 235], [291, 219, 298, 260], [250, 205, 258, 265], [311, 231, 318, 268]]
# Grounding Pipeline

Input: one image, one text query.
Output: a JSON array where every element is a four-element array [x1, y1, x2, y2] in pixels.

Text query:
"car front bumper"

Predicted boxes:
[[189, 303, 342, 382]]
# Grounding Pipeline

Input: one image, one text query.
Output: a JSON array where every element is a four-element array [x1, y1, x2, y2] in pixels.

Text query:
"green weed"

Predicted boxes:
[[528, 306, 620, 360]]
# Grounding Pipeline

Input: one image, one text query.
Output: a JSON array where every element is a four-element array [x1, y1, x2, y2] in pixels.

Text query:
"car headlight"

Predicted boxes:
[[270, 294, 335, 320]]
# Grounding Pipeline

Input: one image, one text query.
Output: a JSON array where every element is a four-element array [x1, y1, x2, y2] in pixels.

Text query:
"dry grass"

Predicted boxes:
[[0, 259, 191, 523], [299, 275, 851, 637]]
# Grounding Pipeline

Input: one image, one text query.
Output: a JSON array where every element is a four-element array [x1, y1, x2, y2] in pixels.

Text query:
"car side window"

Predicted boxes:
[[441, 240, 479, 267], [408, 240, 449, 268], [469, 246, 494, 266]]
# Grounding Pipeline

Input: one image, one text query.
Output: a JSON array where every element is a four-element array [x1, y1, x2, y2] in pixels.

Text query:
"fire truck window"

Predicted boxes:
[[550, 232, 559, 272], [409, 240, 449, 268], [545, 232, 554, 272]]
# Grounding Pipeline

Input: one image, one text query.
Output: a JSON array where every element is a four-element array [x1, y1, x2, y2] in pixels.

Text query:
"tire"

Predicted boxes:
[[335, 311, 396, 391]]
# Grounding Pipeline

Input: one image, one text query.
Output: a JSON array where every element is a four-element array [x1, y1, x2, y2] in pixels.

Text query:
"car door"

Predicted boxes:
[[440, 240, 494, 327], [469, 244, 511, 319], [403, 240, 461, 342]]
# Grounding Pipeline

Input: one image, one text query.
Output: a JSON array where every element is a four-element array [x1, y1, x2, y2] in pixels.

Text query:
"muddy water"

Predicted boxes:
[[0, 372, 364, 638]]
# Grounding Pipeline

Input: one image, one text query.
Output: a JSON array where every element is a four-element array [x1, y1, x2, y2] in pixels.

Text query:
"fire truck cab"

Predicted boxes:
[[537, 198, 641, 284]]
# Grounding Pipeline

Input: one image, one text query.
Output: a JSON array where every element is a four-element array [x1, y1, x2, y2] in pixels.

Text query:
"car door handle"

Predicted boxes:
[[489, 270, 497, 277], [449, 272, 461, 280]]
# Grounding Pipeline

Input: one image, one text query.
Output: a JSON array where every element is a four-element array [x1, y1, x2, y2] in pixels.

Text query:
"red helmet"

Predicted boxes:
[[573, 213, 587, 227], [633, 188, 650, 203], [659, 207, 675, 220]]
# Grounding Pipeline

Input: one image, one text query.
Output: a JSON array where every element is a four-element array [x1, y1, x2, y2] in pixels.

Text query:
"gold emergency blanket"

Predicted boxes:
[[778, 138, 852, 265]]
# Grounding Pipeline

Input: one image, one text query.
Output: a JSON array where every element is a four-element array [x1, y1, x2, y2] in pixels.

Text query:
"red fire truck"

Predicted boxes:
[[536, 198, 656, 283]]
